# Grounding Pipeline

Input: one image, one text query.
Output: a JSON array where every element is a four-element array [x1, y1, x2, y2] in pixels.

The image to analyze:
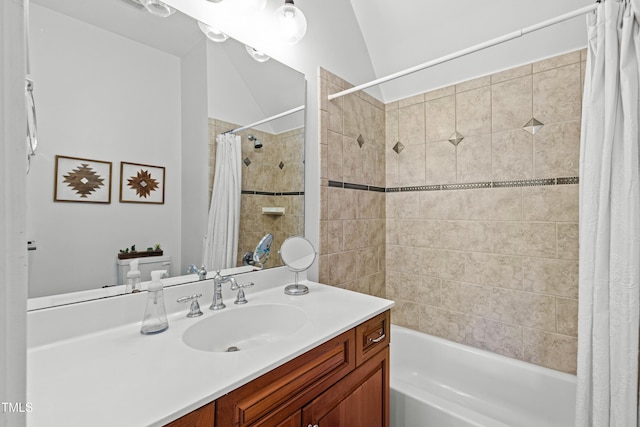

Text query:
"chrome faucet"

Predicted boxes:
[[209, 271, 237, 310], [186, 264, 208, 281]]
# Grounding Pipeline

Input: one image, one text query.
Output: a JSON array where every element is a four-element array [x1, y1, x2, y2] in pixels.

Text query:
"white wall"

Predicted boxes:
[[206, 41, 268, 130], [27, 5, 182, 297], [1, 0, 27, 423], [181, 39, 209, 273]]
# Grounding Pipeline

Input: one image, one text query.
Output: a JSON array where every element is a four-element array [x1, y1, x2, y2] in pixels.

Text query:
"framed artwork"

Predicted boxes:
[[119, 161, 165, 204], [54, 155, 112, 203]]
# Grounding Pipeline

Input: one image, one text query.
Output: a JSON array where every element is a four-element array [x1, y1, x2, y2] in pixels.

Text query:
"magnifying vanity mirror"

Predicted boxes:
[[279, 236, 316, 296], [243, 233, 273, 268], [26, 0, 305, 308]]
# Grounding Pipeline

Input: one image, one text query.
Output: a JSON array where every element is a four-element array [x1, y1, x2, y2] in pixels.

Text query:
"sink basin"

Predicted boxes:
[[182, 304, 307, 352]]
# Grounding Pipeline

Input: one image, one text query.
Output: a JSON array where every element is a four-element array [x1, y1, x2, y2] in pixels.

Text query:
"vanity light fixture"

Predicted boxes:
[[139, 0, 175, 17], [205, 0, 224, 2], [197, 21, 229, 42], [245, 45, 270, 62], [276, 0, 307, 45]]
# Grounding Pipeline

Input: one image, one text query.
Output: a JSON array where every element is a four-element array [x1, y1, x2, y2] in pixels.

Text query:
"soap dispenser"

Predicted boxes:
[[126, 259, 142, 293], [140, 270, 169, 335]]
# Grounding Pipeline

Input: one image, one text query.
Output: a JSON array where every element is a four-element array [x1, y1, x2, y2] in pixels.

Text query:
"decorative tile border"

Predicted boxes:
[[326, 178, 579, 193], [241, 190, 305, 196]]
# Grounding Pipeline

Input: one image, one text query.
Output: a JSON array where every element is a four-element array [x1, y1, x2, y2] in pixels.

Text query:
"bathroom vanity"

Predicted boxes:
[[168, 310, 390, 427], [26, 267, 393, 427]]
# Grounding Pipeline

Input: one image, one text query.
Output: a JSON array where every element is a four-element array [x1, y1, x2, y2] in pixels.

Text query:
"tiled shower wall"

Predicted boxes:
[[386, 50, 584, 374], [318, 69, 386, 297], [208, 119, 304, 268], [320, 49, 584, 374]]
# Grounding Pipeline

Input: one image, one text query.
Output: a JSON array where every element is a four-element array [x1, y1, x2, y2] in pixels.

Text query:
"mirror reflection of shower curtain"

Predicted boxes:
[[203, 133, 242, 271]]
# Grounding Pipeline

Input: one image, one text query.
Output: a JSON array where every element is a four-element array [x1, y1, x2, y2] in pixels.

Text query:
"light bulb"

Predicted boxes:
[[197, 21, 229, 43], [139, 0, 175, 17], [245, 45, 270, 62], [276, 0, 307, 45]]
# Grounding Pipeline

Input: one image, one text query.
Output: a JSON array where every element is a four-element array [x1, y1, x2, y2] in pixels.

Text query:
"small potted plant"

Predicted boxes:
[[117, 243, 163, 259]]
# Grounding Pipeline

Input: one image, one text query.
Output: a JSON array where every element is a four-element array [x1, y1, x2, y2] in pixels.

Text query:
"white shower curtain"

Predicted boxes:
[[203, 133, 242, 271], [576, 1, 640, 425]]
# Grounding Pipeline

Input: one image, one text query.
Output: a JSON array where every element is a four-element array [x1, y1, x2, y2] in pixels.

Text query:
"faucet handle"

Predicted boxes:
[[198, 265, 207, 281], [231, 282, 254, 305], [177, 293, 203, 318]]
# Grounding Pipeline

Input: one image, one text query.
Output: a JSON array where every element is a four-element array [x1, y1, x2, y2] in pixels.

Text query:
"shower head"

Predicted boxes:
[[248, 134, 263, 149]]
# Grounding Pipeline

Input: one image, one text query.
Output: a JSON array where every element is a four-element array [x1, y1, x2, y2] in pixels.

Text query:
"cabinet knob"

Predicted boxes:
[[307, 425, 318, 427]]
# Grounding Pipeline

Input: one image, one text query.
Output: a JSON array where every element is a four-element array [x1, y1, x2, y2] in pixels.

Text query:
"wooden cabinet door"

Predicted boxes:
[[302, 347, 389, 427]]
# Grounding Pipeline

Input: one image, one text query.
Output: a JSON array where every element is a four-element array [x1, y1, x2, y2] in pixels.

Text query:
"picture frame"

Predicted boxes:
[[54, 155, 112, 203], [119, 161, 165, 204]]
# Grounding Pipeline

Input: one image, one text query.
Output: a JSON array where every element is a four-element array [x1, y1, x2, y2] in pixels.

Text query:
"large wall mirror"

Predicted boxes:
[[26, 0, 305, 307]]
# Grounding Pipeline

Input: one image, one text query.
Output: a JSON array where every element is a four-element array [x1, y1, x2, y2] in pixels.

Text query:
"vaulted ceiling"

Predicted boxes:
[[34, 0, 594, 108]]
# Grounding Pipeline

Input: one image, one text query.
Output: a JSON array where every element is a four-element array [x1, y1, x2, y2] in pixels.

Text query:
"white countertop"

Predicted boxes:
[[27, 268, 393, 427]]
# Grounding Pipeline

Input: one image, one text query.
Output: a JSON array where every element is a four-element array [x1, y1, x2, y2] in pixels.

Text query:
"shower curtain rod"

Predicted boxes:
[[328, 3, 598, 101], [225, 105, 305, 134]]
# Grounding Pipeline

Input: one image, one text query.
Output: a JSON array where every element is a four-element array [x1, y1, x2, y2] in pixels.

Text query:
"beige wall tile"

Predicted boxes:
[[522, 185, 579, 222], [491, 64, 532, 84], [327, 131, 343, 182], [492, 129, 534, 181], [464, 252, 523, 290], [462, 188, 522, 221], [398, 219, 441, 248], [418, 305, 471, 343], [534, 121, 580, 178], [440, 221, 494, 253], [343, 220, 368, 251], [328, 250, 357, 285], [320, 185, 328, 221], [523, 257, 579, 298], [386, 219, 400, 246], [556, 297, 578, 336], [494, 222, 557, 257], [370, 271, 386, 298], [343, 93, 367, 140], [424, 85, 455, 101], [319, 220, 328, 254], [392, 299, 421, 329], [523, 329, 577, 374], [318, 254, 329, 283], [420, 304, 524, 359], [456, 133, 492, 183], [342, 136, 360, 184], [356, 247, 379, 278], [425, 95, 455, 143], [557, 223, 579, 260], [426, 141, 457, 185], [419, 190, 465, 220], [387, 192, 420, 219], [532, 51, 581, 73], [399, 102, 426, 146], [387, 270, 441, 306], [441, 281, 493, 316], [398, 93, 425, 108], [492, 75, 533, 133], [327, 82, 344, 133], [327, 221, 343, 253], [328, 187, 357, 220], [465, 317, 524, 359], [456, 75, 491, 93], [533, 63, 582, 125], [456, 86, 491, 137], [489, 288, 556, 331], [398, 143, 426, 185], [357, 190, 382, 219]]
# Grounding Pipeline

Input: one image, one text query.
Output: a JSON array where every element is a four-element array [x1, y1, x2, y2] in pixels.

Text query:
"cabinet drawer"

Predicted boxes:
[[216, 329, 355, 427], [355, 310, 390, 366]]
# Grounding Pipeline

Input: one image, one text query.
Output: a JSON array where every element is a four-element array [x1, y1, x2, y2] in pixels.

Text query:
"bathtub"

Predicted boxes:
[[390, 325, 577, 427]]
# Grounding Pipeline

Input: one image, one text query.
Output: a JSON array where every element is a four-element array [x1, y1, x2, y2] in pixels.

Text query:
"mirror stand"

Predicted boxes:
[[279, 236, 316, 296], [284, 272, 308, 296]]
